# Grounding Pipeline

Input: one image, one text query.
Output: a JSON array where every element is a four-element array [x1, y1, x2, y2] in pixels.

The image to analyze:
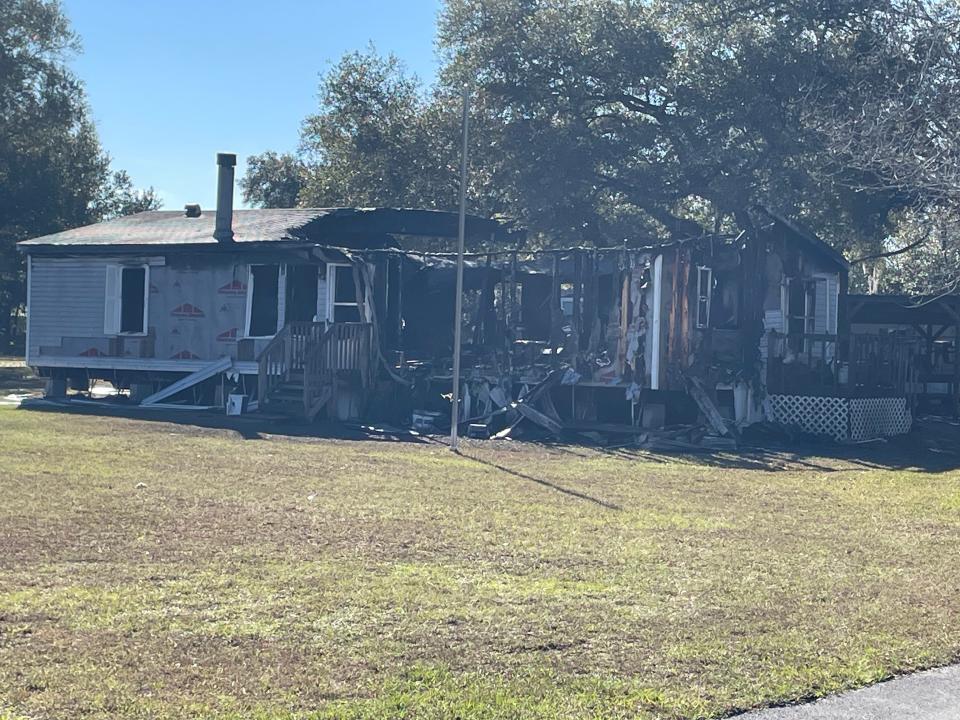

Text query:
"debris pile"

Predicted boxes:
[[417, 364, 741, 450]]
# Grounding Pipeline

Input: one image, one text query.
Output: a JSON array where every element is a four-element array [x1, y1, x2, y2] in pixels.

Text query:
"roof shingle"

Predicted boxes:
[[17, 209, 333, 247], [17, 207, 507, 250]]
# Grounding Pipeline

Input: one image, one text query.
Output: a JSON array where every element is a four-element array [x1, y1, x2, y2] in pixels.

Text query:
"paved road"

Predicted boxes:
[[737, 665, 960, 719]]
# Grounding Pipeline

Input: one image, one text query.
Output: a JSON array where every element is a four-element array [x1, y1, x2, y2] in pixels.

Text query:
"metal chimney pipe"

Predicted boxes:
[[213, 153, 236, 243]]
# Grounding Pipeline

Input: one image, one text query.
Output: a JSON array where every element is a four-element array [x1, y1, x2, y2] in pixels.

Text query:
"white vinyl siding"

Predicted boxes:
[[277, 264, 287, 330], [29, 257, 110, 356], [814, 280, 828, 334], [779, 278, 790, 332], [826, 275, 839, 334], [761, 309, 784, 361], [316, 272, 328, 322]]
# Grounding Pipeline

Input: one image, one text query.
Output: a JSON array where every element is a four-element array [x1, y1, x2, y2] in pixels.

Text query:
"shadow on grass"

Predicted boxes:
[[16, 398, 433, 444], [14, 398, 960, 474], [599, 429, 960, 474], [453, 449, 622, 510], [489, 422, 960, 474]]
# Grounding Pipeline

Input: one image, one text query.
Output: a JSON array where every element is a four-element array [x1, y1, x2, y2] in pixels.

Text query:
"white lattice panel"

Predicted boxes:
[[767, 394, 849, 441], [767, 394, 912, 442], [849, 397, 912, 442]]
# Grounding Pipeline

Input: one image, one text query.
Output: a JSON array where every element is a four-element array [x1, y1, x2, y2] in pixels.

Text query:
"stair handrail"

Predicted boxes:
[[257, 324, 293, 407], [257, 322, 328, 409], [301, 322, 374, 418], [303, 324, 335, 418]]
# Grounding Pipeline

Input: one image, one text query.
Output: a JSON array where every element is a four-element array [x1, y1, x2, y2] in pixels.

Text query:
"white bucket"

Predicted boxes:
[[226, 394, 246, 416]]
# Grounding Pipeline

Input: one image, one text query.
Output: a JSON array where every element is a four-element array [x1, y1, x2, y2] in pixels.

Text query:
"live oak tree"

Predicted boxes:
[[243, 50, 512, 229], [0, 0, 159, 352], [243, 0, 958, 297], [245, 51, 463, 213], [240, 152, 306, 210], [808, 0, 960, 293], [440, 0, 939, 254], [816, 1, 960, 208], [299, 51, 446, 209]]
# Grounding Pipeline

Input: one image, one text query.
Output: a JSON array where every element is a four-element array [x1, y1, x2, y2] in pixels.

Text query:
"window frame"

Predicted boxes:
[[785, 277, 819, 354], [244, 264, 286, 339], [803, 281, 817, 335], [104, 263, 150, 337], [695, 265, 712, 330], [325, 263, 362, 323], [284, 263, 323, 324]]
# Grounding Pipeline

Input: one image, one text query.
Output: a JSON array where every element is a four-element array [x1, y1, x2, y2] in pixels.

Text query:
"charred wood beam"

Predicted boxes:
[[396, 256, 404, 354], [492, 369, 564, 439], [515, 403, 563, 437], [550, 252, 563, 353], [584, 250, 601, 354], [572, 252, 583, 353], [734, 209, 766, 381], [509, 251, 518, 336]]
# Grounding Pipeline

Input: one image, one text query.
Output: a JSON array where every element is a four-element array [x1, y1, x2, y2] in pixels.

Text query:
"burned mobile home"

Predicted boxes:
[[18, 153, 517, 420], [18, 154, 913, 442]]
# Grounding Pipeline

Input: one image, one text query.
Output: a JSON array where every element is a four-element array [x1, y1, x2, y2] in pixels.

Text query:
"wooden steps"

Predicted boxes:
[[257, 322, 371, 422]]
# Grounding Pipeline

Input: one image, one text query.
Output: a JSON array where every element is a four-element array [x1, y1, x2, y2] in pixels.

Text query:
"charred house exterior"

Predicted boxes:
[[17, 155, 914, 442]]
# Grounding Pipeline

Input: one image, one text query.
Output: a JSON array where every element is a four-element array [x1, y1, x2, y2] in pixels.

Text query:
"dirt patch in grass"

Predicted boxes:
[[1, 407, 960, 718]]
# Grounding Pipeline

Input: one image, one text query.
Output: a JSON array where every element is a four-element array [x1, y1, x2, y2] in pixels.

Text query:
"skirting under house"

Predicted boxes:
[[766, 394, 912, 442]]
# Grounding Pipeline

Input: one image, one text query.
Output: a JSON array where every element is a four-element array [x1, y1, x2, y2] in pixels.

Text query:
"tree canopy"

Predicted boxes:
[[244, 0, 959, 291], [0, 0, 160, 351]]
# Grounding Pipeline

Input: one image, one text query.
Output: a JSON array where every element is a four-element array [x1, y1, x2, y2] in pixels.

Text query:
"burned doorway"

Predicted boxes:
[[286, 264, 321, 323]]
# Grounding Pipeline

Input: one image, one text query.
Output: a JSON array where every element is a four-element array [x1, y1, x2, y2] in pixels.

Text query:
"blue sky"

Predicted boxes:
[[62, 0, 443, 210]]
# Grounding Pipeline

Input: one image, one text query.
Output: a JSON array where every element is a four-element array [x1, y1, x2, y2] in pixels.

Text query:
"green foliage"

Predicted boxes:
[[93, 169, 162, 221], [241, 151, 306, 209], [0, 0, 160, 352], [873, 209, 960, 296], [243, 1, 943, 254], [440, 0, 927, 246], [301, 51, 420, 205], [805, 0, 960, 290], [243, 49, 512, 223]]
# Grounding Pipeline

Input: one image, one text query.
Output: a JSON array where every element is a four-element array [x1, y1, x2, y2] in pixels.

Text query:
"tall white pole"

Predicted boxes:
[[450, 87, 470, 450]]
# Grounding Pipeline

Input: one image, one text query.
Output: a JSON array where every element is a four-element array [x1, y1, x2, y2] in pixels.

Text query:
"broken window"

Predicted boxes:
[[696, 266, 712, 329], [247, 264, 280, 337], [120, 267, 146, 334], [104, 264, 148, 335], [327, 264, 362, 323]]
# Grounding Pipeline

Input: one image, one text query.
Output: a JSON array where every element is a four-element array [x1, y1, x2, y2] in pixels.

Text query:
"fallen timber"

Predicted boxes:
[[449, 367, 738, 450]]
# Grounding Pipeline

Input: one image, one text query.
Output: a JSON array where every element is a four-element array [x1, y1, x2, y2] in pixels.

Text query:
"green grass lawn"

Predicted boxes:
[[1, 408, 960, 719]]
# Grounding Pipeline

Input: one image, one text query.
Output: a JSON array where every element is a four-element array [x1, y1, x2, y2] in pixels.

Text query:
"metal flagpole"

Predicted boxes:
[[450, 86, 470, 450]]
